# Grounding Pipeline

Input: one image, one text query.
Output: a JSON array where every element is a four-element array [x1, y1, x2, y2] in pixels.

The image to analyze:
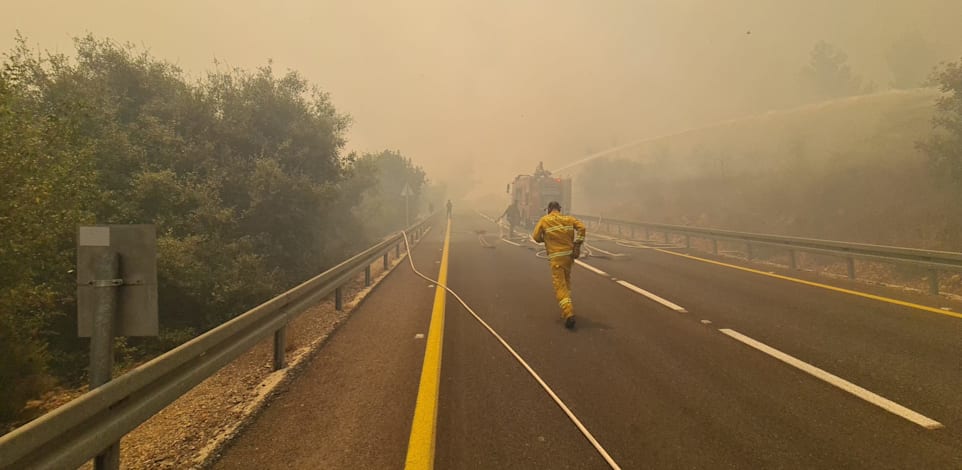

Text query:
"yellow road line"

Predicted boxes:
[[652, 248, 962, 320], [405, 218, 452, 469]]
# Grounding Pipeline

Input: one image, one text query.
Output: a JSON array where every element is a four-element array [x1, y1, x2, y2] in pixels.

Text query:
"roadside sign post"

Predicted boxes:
[[88, 246, 121, 470], [401, 182, 414, 228], [77, 225, 158, 470]]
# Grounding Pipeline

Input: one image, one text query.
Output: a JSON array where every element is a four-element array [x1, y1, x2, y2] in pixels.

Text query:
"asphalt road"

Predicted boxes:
[[214, 212, 962, 469]]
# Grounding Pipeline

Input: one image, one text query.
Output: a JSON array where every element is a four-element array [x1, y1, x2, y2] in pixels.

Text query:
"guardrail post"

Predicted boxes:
[[846, 258, 856, 280], [664, 231, 669, 244], [383, 252, 389, 270], [365, 265, 372, 287], [685, 235, 691, 252], [712, 239, 719, 255], [335, 286, 344, 311], [273, 326, 287, 370], [396, 243, 401, 258], [789, 250, 797, 270], [929, 269, 939, 295], [617, 225, 622, 237], [746, 242, 753, 260]]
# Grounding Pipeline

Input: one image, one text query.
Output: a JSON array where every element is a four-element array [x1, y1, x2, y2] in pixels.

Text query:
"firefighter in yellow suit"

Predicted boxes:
[[532, 201, 586, 329]]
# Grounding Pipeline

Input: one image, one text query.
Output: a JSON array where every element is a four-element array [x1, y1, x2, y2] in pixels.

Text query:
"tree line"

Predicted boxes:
[[0, 35, 432, 423], [800, 33, 943, 101]]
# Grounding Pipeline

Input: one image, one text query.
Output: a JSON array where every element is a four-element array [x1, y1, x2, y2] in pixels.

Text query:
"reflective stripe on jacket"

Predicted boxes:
[[532, 212, 587, 258]]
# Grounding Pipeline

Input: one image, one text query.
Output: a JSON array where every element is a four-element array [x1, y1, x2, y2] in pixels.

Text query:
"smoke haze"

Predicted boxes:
[[5, 0, 962, 198]]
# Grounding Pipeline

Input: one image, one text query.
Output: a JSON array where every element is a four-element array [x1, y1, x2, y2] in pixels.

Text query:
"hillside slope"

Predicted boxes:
[[574, 89, 959, 250]]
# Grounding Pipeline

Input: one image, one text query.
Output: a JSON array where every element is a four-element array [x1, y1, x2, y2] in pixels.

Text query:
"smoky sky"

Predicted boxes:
[[4, 1, 962, 197]]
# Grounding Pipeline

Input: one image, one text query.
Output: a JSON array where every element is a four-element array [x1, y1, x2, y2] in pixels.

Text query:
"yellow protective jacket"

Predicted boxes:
[[532, 211, 586, 259]]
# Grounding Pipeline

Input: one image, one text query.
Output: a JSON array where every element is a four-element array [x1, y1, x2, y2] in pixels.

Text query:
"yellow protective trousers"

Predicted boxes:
[[550, 255, 574, 319]]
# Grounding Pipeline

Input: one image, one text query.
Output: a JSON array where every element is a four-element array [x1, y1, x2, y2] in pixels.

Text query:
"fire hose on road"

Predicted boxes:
[[401, 227, 622, 470]]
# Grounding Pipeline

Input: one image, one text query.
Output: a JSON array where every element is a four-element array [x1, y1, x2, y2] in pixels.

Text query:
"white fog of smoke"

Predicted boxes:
[[3, 0, 961, 201]]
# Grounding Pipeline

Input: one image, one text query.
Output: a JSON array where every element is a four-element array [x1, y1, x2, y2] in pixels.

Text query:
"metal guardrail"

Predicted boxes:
[[574, 213, 962, 295], [0, 217, 434, 470]]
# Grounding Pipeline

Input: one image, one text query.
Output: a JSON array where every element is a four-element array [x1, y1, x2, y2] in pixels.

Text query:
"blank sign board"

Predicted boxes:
[[77, 225, 158, 337]]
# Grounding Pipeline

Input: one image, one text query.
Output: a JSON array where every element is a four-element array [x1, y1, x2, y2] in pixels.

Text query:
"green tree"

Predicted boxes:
[[886, 31, 939, 89], [918, 58, 962, 185], [0, 33, 413, 424], [0, 36, 99, 420], [800, 41, 874, 100], [353, 150, 427, 235]]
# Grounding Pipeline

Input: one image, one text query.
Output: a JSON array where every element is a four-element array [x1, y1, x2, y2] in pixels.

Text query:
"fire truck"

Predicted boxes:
[[506, 162, 573, 227]]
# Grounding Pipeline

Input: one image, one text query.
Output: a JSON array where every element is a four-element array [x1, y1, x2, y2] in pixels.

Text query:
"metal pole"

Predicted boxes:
[[846, 258, 856, 280], [365, 265, 372, 287], [335, 286, 344, 311], [383, 253, 389, 270], [273, 326, 286, 370], [712, 239, 719, 255], [929, 269, 939, 295], [405, 195, 410, 229], [789, 250, 797, 270], [685, 235, 691, 252], [396, 243, 401, 258], [90, 248, 120, 470], [746, 242, 753, 260]]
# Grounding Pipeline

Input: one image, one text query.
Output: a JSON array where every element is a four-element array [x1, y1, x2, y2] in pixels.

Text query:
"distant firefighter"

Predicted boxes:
[[531, 201, 586, 329], [498, 200, 521, 238]]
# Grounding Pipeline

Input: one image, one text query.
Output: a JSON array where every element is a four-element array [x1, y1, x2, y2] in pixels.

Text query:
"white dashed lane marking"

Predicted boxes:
[[720, 328, 944, 430], [616, 280, 688, 313], [574, 260, 688, 313], [574, 260, 608, 276]]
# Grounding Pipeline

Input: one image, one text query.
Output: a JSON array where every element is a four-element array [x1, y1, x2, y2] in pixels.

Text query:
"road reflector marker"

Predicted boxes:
[[719, 328, 944, 430]]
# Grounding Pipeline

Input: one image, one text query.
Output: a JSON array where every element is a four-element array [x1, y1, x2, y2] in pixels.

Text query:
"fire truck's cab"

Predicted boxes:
[[507, 162, 573, 228]]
